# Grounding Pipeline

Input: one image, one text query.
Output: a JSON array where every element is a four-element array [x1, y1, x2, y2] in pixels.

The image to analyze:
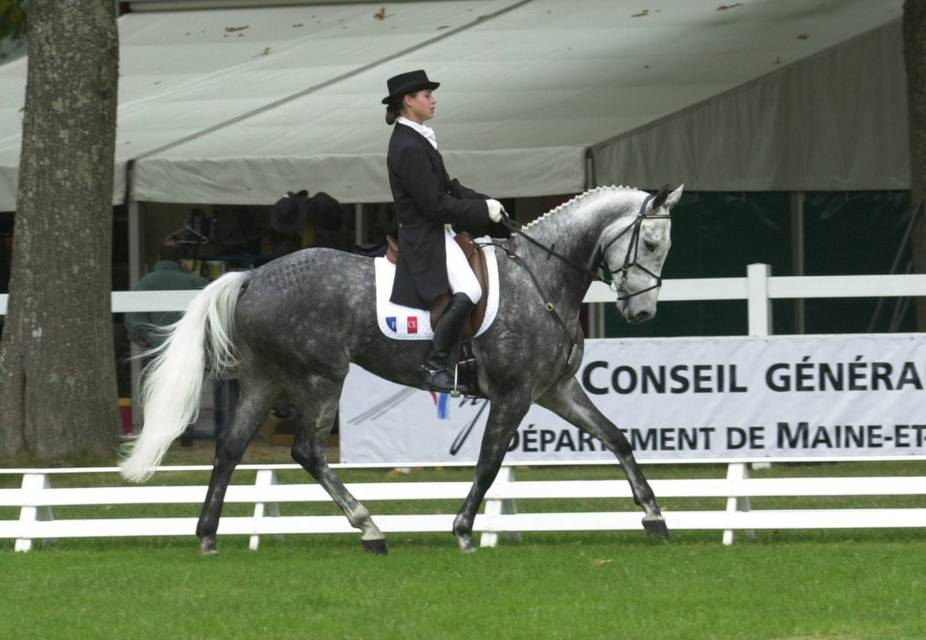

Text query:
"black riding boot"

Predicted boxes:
[[422, 292, 475, 393]]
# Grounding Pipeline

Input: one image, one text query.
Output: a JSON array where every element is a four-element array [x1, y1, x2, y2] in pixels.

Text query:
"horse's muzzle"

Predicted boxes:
[[628, 309, 653, 324]]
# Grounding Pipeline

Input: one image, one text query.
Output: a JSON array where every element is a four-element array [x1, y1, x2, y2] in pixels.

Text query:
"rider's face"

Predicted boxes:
[[403, 90, 436, 124]]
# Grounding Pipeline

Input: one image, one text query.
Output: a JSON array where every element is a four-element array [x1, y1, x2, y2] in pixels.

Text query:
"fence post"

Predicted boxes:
[[747, 263, 772, 337], [249, 469, 280, 551], [722, 463, 756, 545], [727, 266, 768, 541], [746, 263, 774, 471], [14, 473, 54, 552], [480, 466, 521, 548]]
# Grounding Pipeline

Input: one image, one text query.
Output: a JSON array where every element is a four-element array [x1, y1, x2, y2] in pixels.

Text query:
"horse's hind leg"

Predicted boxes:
[[288, 375, 387, 555], [196, 375, 280, 554], [538, 377, 668, 539]]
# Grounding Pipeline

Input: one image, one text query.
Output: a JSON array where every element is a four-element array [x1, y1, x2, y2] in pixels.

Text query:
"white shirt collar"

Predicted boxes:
[[397, 116, 438, 150]]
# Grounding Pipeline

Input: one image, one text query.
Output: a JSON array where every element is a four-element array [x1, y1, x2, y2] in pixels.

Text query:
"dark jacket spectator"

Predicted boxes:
[[126, 244, 208, 348]]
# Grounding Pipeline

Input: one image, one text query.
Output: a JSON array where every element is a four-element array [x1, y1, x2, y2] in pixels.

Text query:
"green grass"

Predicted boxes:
[[2, 458, 926, 638], [1, 534, 924, 639]]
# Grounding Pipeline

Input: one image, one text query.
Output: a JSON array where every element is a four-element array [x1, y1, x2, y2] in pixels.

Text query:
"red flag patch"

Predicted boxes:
[[407, 316, 418, 334]]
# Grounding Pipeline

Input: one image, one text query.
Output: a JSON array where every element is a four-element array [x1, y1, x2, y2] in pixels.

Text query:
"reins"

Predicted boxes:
[[496, 190, 670, 299], [603, 195, 672, 302], [479, 235, 581, 370], [497, 214, 603, 284], [477, 190, 669, 371]]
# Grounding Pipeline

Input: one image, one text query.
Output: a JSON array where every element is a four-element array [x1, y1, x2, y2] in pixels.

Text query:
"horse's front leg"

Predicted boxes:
[[538, 376, 668, 539], [453, 393, 531, 553]]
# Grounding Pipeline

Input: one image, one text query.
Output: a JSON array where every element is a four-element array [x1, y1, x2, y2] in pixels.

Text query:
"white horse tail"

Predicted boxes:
[[120, 271, 250, 482]]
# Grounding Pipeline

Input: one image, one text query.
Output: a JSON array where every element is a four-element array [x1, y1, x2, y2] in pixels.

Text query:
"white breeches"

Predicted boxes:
[[444, 227, 482, 304]]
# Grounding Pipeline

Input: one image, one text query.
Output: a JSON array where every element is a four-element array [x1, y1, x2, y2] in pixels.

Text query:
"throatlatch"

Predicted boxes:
[[487, 185, 672, 373]]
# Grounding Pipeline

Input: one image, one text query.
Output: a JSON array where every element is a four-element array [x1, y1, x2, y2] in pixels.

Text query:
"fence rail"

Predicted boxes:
[[3, 266, 926, 317], [3, 463, 926, 552]]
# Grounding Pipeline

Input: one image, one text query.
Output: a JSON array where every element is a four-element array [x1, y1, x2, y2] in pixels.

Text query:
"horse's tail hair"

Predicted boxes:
[[120, 271, 250, 482]]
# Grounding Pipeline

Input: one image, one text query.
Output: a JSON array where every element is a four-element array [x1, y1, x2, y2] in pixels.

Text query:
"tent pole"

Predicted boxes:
[[128, 204, 141, 286], [790, 191, 805, 334], [585, 150, 604, 337], [127, 162, 144, 431], [585, 148, 597, 190], [354, 203, 364, 247]]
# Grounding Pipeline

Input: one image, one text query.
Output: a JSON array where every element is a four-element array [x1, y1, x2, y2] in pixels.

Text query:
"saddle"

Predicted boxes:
[[385, 232, 489, 341]]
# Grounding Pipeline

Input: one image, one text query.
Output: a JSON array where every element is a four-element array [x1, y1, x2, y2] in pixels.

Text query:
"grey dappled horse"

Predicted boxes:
[[120, 184, 683, 554]]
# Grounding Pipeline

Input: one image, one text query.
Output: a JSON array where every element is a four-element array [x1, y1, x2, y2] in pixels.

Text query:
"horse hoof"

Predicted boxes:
[[456, 535, 476, 553], [361, 538, 389, 555], [200, 537, 219, 555], [642, 517, 670, 540]]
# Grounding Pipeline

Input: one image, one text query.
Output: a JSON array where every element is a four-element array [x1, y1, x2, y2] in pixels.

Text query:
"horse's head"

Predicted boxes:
[[602, 184, 683, 324]]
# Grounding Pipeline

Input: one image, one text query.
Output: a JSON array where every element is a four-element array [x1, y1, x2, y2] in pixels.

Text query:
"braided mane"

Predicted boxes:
[[523, 185, 643, 230]]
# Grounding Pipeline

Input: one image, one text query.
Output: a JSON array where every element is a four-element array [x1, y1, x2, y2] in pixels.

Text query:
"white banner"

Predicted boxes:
[[339, 334, 926, 464]]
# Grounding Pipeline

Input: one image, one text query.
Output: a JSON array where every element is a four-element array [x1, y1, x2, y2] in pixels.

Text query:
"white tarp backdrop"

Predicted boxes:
[[340, 335, 926, 464], [0, 0, 907, 210], [593, 20, 909, 192]]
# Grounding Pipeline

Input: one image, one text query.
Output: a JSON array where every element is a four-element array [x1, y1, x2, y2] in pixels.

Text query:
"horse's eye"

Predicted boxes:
[[644, 240, 658, 252]]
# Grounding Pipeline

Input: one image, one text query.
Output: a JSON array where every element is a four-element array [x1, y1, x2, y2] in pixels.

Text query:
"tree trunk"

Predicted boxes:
[[0, 0, 120, 460], [904, 0, 926, 330]]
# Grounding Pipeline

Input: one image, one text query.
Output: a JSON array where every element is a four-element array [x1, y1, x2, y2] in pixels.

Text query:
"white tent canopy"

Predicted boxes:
[[593, 20, 909, 191], [0, 0, 908, 210]]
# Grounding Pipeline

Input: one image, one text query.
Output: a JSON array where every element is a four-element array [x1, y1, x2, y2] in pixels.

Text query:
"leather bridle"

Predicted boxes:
[[498, 190, 671, 301], [596, 192, 671, 301], [482, 189, 672, 371]]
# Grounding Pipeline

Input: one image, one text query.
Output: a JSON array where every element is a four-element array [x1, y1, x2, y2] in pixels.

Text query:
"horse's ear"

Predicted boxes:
[[649, 184, 670, 211], [665, 183, 684, 209]]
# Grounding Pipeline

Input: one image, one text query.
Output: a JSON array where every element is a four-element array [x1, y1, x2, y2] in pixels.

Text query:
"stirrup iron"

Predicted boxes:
[[451, 363, 461, 398]]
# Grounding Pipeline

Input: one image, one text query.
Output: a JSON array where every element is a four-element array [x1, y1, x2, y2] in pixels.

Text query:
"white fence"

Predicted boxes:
[[3, 462, 926, 552], [4, 264, 926, 336], [1, 265, 925, 550]]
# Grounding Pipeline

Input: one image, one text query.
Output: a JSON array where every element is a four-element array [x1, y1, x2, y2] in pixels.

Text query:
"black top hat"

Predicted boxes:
[[381, 69, 440, 105]]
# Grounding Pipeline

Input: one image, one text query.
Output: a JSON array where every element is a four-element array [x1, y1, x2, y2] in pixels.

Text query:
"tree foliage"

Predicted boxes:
[[0, 0, 26, 42]]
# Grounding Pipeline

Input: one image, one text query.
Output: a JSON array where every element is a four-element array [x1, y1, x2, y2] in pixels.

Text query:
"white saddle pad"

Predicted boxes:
[[375, 240, 500, 340]]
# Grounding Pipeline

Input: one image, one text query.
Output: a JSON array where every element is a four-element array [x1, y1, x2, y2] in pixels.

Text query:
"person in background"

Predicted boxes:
[[126, 240, 209, 445]]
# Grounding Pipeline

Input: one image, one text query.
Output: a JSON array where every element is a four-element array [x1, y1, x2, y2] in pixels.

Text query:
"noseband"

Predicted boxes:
[[496, 191, 670, 301], [487, 191, 670, 371], [598, 192, 671, 301]]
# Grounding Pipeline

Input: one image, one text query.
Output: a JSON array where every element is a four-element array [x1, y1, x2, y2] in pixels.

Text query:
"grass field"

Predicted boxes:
[[2, 533, 925, 639], [2, 455, 926, 639]]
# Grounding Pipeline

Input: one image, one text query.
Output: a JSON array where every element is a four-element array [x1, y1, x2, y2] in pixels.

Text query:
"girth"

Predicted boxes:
[[386, 232, 489, 340]]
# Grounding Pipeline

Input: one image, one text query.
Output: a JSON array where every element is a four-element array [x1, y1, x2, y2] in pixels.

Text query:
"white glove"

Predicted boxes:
[[486, 199, 505, 223]]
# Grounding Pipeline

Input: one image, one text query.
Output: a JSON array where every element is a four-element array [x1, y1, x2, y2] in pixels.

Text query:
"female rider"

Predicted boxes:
[[382, 69, 509, 393]]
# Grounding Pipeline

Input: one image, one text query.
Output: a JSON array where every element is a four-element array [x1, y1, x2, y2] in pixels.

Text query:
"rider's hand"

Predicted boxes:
[[487, 199, 505, 223]]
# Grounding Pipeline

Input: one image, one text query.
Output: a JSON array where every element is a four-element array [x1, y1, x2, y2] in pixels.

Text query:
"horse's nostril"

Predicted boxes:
[[632, 310, 652, 323]]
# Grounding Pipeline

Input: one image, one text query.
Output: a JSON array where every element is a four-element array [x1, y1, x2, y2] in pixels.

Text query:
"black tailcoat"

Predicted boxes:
[[387, 122, 509, 309]]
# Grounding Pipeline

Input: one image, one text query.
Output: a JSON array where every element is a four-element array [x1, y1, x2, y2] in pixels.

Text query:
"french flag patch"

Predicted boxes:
[[386, 316, 397, 332], [407, 317, 418, 334]]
